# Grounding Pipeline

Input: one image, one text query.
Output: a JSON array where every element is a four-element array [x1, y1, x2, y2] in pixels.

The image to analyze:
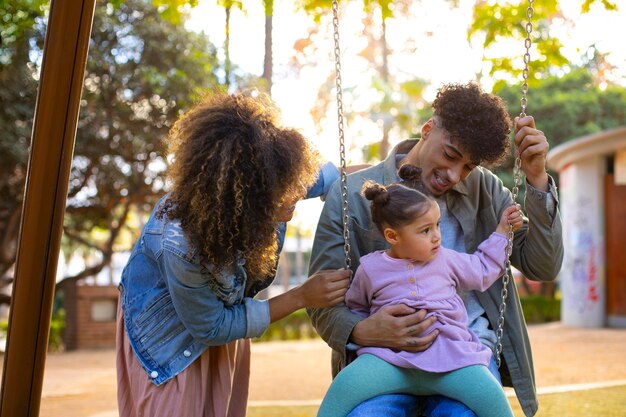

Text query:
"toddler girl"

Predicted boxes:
[[317, 164, 522, 417]]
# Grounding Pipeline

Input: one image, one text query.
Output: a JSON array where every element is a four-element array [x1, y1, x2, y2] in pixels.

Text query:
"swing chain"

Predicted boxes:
[[331, 0, 352, 271], [520, 0, 534, 118], [494, 0, 534, 369]]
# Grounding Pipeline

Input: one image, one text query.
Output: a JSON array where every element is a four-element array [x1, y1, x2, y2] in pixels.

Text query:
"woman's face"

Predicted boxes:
[[275, 199, 298, 222], [274, 185, 306, 222]]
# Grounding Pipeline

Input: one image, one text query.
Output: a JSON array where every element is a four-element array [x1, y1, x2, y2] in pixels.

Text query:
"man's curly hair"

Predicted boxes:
[[159, 91, 320, 281], [432, 82, 511, 165]]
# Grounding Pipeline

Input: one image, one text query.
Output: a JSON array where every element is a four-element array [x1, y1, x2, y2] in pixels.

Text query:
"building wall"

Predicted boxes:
[[559, 158, 606, 327], [63, 284, 118, 350]]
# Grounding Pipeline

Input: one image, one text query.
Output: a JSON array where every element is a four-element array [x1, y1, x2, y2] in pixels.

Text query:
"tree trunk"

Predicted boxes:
[[380, 125, 390, 160], [224, 6, 231, 88], [0, 208, 21, 288], [262, 1, 273, 94], [379, 16, 390, 159]]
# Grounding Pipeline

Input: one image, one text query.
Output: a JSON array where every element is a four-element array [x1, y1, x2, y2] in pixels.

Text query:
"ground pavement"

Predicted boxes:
[[2, 322, 624, 416]]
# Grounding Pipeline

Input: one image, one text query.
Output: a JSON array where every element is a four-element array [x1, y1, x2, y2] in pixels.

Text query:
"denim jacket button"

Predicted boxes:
[[183, 350, 191, 357], [150, 371, 159, 378]]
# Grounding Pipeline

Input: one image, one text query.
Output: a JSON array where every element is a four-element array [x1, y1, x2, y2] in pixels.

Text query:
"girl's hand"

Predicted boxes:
[[496, 204, 523, 236]]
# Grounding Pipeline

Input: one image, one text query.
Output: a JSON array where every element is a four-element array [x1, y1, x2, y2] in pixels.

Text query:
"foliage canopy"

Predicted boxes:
[[0, 0, 222, 296]]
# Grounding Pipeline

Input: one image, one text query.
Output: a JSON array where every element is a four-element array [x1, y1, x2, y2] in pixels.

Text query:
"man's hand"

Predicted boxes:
[[514, 115, 549, 191], [350, 304, 439, 352]]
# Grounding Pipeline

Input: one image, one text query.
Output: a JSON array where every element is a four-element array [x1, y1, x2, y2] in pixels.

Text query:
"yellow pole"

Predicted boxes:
[[0, 0, 96, 415]]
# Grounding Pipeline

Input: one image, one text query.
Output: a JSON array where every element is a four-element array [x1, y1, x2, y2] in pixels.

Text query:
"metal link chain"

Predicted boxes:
[[329, 0, 533, 364], [331, 0, 351, 271], [520, 1, 534, 118], [494, 0, 534, 369]]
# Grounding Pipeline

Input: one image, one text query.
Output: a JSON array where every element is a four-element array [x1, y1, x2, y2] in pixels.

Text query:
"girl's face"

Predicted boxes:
[[386, 201, 442, 263]]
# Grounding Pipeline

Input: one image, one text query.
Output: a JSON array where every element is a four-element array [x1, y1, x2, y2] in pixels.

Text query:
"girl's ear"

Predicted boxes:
[[383, 227, 399, 245]]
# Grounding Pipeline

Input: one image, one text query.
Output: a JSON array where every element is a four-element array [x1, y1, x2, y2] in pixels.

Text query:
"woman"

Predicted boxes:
[[116, 92, 350, 417]]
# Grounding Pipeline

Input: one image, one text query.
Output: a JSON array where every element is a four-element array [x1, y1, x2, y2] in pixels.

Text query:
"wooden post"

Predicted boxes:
[[0, 0, 96, 415]]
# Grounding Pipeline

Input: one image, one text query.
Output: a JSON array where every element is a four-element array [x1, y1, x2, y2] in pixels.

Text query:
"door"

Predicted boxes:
[[604, 174, 626, 325]]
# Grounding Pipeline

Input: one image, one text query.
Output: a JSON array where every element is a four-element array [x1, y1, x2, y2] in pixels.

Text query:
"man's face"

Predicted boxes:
[[415, 118, 478, 197]]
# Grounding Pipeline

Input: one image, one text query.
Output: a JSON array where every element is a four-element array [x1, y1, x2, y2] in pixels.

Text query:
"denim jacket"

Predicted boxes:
[[120, 161, 338, 386]]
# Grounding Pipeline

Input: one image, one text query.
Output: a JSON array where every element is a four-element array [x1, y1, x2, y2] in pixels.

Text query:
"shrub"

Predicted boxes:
[[0, 308, 66, 352], [255, 309, 319, 342], [520, 295, 560, 324]]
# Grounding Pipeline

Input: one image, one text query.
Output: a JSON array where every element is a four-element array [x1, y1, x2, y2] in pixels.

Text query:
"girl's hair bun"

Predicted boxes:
[[362, 180, 389, 205], [398, 164, 422, 182]]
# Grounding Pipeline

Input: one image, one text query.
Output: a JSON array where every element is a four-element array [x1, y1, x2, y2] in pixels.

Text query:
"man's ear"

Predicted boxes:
[[421, 118, 434, 139], [383, 227, 399, 245]]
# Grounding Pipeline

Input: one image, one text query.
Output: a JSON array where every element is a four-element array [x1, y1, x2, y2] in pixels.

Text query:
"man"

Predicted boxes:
[[308, 82, 563, 417]]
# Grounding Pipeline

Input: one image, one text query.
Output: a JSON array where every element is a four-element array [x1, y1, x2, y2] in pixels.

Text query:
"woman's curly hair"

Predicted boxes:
[[432, 83, 512, 165], [159, 91, 321, 280]]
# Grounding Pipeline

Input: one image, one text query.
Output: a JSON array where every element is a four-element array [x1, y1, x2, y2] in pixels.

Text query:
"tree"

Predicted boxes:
[[469, 0, 619, 89], [0, 0, 223, 303], [262, 0, 275, 94], [492, 66, 626, 298], [217, 0, 244, 88], [356, 0, 424, 159], [494, 66, 626, 181], [61, 0, 222, 285], [0, 0, 47, 301], [295, 0, 427, 162], [215, 0, 273, 94]]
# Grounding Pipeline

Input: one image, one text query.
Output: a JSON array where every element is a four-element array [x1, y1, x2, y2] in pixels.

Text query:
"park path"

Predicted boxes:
[[4, 322, 623, 416]]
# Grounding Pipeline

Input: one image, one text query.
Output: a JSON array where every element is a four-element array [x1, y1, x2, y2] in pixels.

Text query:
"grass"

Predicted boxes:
[[247, 384, 626, 417], [512, 385, 626, 417]]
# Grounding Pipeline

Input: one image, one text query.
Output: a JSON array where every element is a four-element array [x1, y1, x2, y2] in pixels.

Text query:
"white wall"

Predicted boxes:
[[558, 158, 606, 327]]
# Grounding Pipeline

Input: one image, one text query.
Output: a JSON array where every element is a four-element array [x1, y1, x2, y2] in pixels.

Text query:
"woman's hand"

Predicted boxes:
[[298, 269, 351, 308], [268, 269, 350, 323]]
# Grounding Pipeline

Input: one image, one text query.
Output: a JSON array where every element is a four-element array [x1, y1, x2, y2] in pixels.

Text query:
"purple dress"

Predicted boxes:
[[346, 232, 508, 372]]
